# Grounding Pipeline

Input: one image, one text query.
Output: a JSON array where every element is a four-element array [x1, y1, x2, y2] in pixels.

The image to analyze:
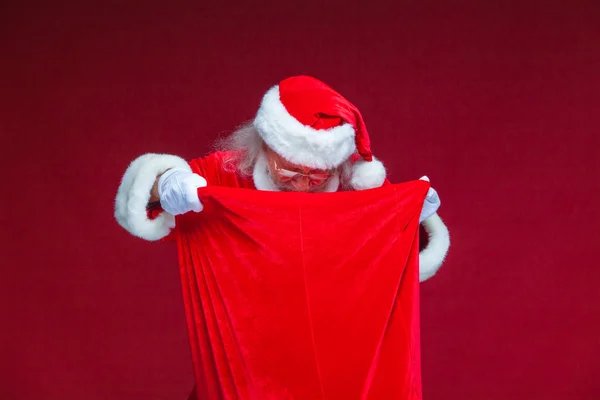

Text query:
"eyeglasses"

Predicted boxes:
[[272, 159, 334, 186]]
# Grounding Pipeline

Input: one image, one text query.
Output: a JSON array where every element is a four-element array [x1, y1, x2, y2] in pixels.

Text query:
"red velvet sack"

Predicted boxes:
[[174, 180, 430, 400]]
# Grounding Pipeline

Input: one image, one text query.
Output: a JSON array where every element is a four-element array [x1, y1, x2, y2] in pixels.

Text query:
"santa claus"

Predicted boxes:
[[114, 75, 450, 281]]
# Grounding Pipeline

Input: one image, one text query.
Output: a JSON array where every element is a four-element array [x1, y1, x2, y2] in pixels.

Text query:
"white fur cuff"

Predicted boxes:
[[114, 153, 191, 241], [419, 213, 450, 282]]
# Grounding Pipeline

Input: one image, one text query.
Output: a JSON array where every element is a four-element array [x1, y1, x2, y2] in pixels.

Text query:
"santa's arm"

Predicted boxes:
[[114, 153, 191, 241], [419, 213, 450, 282]]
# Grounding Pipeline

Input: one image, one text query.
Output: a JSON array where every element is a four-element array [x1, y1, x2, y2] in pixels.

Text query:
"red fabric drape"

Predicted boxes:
[[173, 180, 430, 399]]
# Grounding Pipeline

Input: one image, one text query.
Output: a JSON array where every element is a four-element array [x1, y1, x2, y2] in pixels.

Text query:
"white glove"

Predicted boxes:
[[419, 176, 441, 222], [158, 168, 207, 215]]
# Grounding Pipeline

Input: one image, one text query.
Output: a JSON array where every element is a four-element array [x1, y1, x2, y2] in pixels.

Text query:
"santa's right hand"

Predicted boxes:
[[158, 168, 207, 215]]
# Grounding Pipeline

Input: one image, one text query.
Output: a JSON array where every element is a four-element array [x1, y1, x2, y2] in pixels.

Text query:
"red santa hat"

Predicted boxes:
[[253, 75, 386, 190]]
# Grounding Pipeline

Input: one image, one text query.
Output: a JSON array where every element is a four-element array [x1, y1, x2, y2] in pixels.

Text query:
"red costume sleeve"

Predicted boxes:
[[175, 180, 430, 400], [145, 153, 244, 242]]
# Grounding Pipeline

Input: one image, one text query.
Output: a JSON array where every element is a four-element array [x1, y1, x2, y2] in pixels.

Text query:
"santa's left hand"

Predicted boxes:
[[419, 176, 441, 222]]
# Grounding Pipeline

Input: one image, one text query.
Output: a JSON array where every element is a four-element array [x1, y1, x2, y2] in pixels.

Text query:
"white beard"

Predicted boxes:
[[252, 150, 340, 192]]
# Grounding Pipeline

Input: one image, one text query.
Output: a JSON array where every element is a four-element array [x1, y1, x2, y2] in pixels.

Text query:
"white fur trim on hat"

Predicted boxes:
[[253, 86, 357, 170], [114, 153, 191, 241], [419, 213, 450, 282], [350, 157, 386, 190]]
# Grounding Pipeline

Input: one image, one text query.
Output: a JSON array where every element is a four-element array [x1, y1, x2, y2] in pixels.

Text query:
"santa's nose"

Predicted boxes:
[[292, 176, 310, 192]]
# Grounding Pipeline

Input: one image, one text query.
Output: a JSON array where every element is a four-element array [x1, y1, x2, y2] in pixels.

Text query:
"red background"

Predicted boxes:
[[1, 0, 599, 399]]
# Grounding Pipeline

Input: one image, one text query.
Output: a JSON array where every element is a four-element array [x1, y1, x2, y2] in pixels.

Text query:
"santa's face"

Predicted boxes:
[[265, 147, 336, 192]]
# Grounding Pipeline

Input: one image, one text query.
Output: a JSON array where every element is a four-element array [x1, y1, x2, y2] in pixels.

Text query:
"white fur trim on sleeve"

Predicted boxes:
[[114, 153, 191, 241], [350, 157, 386, 190], [253, 86, 357, 169], [419, 213, 450, 282]]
